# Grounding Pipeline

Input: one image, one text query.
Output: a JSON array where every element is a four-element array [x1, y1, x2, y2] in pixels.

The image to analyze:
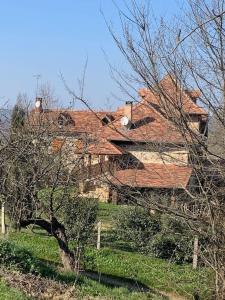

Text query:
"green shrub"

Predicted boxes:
[[116, 206, 194, 263], [149, 233, 193, 263], [62, 197, 99, 247], [116, 206, 161, 252], [39, 188, 99, 249], [0, 239, 42, 274]]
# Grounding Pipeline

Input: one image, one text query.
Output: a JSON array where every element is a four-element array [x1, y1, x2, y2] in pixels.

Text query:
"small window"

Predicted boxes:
[[58, 112, 74, 127], [101, 114, 114, 125]]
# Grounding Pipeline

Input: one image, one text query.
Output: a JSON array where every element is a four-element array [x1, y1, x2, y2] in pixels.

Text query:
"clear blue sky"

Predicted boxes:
[[0, 0, 180, 110]]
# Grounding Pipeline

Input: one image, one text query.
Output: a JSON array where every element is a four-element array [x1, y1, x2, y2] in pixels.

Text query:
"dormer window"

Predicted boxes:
[[101, 114, 114, 125], [58, 112, 74, 127]]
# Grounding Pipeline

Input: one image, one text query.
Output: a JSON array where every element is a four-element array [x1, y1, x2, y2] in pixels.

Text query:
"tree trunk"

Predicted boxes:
[[53, 226, 77, 272], [20, 217, 79, 273], [59, 246, 75, 272], [51, 218, 78, 273]]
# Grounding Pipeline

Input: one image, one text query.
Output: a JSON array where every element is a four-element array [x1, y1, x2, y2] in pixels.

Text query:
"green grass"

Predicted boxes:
[[3, 204, 213, 299], [97, 203, 125, 229], [10, 229, 59, 263], [86, 247, 211, 299], [0, 280, 30, 300], [8, 229, 212, 299]]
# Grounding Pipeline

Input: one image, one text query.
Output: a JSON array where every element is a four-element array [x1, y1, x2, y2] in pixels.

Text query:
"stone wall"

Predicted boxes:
[[122, 144, 189, 166], [79, 180, 109, 202], [187, 115, 200, 131]]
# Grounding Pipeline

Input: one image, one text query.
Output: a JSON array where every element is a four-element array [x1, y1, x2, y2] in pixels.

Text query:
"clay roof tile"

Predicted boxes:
[[111, 163, 192, 189]]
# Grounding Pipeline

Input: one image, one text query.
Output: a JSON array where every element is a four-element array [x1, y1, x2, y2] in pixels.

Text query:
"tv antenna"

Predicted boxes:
[[33, 74, 41, 96]]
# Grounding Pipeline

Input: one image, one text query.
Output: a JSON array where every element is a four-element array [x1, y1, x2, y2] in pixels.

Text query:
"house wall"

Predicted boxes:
[[90, 155, 109, 165], [188, 115, 200, 131], [79, 180, 109, 202], [53, 137, 108, 167], [88, 185, 109, 202], [53, 136, 189, 202], [122, 144, 189, 165], [59, 138, 111, 202]]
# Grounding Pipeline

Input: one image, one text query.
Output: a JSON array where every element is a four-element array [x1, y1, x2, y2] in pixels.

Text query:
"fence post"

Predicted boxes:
[[97, 221, 101, 250], [1, 202, 5, 236], [193, 235, 199, 269]]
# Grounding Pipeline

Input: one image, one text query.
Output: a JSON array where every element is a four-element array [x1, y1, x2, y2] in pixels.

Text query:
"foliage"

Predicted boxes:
[[0, 239, 41, 274], [1, 113, 99, 271], [115, 206, 193, 263], [116, 206, 161, 252], [38, 188, 98, 248], [61, 196, 98, 247], [150, 233, 193, 264], [149, 215, 193, 263], [11, 103, 25, 130], [37, 187, 70, 216]]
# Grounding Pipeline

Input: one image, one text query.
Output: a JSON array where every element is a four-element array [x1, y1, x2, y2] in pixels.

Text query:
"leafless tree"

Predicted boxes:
[[103, 0, 225, 298], [0, 99, 98, 272]]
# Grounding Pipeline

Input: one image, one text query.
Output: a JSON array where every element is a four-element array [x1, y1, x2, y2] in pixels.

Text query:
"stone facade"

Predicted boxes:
[[188, 115, 200, 131], [121, 144, 189, 166]]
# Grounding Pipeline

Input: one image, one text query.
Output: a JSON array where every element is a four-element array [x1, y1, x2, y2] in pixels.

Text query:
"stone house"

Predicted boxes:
[[30, 75, 208, 203]]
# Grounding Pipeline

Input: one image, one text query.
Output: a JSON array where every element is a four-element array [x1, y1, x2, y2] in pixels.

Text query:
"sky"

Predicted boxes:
[[0, 0, 180, 110]]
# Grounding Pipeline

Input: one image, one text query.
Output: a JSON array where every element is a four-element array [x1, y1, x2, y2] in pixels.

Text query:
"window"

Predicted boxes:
[[58, 112, 74, 127], [101, 114, 114, 125]]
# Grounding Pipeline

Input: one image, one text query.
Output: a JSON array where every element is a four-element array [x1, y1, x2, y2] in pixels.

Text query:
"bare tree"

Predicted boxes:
[[0, 100, 98, 272], [103, 0, 225, 298]]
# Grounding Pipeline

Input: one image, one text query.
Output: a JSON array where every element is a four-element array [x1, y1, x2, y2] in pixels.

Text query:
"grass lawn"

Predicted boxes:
[[87, 248, 211, 299], [8, 228, 212, 300], [0, 203, 212, 299], [97, 202, 125, 229]]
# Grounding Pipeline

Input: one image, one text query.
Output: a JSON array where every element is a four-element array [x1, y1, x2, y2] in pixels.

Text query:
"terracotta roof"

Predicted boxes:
[[111, 163, 192, 189], [51, 136, 124, 155], [139, 75, 207, 115], [29, 75, 207, 146], [91, 75, 207, 144], [94, 101, 188, 144], [51, 138, 65, 153], [88, 139, 124, 155], [28, 109, 118, 134]]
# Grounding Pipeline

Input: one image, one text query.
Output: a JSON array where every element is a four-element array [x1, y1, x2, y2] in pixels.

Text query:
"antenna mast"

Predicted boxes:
[[33, 74, 41, 97]]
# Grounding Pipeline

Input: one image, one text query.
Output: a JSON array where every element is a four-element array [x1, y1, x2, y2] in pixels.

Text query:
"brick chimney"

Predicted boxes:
[[124, 101, 133, 122], [35, 97, 43, 113], [185, 90, 201, 103]]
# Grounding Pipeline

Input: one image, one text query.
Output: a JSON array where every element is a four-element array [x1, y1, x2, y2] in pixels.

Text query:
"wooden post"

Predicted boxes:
[[97, 221, 101, 250], [1, 202, 6, 236], [193, 236, 199, 269], [112, 189, 118, 204]]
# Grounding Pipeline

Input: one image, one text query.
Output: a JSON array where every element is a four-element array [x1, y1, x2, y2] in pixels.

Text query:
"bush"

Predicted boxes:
[[116, 206, 194, 263], [62, 197, 99, 247], [116, 206, 161, 252], [0, 239, 42, 274], [150, 233, 193, 264], [39, 188, 99, 248]]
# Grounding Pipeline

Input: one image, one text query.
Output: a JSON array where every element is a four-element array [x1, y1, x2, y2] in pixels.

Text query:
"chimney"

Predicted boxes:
[[35, 97, 43, 113], [124, 101, 133, 122], [185, 90, 201, 103]]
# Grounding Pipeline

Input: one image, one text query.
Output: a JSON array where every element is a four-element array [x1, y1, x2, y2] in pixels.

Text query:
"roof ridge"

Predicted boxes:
[[44, 108, 113, 113], [139, 75, 208, 115]]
